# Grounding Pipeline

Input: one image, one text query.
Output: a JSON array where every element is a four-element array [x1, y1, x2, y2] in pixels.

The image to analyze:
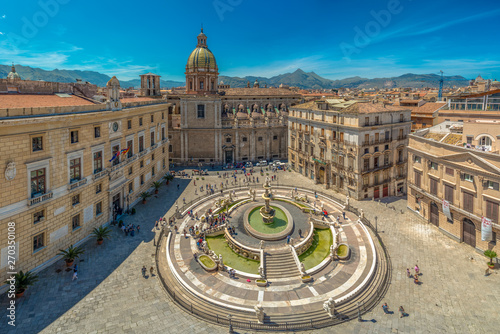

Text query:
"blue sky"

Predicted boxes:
[[1, 0, 499, 82]]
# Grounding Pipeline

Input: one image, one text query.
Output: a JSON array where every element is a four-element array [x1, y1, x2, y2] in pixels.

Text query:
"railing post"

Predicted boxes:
[[190, 303, 193, 313]]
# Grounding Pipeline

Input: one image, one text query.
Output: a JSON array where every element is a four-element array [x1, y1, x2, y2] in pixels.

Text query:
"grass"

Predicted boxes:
[[199, 255, 216, 268], [206, 235, 259, 274], [298, 229, 333, 270], [337, 244, 349, 257], [248, 206, 288, 234]]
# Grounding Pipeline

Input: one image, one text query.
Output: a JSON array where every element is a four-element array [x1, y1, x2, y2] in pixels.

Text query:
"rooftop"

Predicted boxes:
[[219, 87, 300, 97], [406, 102, 447, 115], [292, 99, 410, 114], [0, 94, 95, 109]]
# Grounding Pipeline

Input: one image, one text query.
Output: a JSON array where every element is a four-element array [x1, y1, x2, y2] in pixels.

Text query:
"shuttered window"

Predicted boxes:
[[444, 184, 454, 204], [430, 178, 438, 196], [414, 171, 421, 188], [463, 192, 474, 213], [486, 200, 499, 224]]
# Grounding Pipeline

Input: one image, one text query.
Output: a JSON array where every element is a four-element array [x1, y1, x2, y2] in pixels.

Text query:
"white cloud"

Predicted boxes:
[[1, 15, 6, 19], [0, 32, 4, 35]]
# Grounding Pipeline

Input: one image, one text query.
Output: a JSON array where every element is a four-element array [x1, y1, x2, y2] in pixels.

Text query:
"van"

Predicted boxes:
[[259, 160, 268, 166]]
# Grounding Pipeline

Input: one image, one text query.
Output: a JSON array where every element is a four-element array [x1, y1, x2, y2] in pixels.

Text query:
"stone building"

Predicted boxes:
[[167, 29, 301, 164], [140, 72, 161, 96], [0, 78, 170, 283], [407, 121, 499, 252], [288, 99, 411, 200]]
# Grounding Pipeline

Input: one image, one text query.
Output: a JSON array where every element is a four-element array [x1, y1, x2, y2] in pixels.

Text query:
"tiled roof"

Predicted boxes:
[[121, 97, 160, 103], [220, 88, 300, 97], [292, 100, 409, 114], [0, 94, 95, 108], [407, 102, 446, 115]]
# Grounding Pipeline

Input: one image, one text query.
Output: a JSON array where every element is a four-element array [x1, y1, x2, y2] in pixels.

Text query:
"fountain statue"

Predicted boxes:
[[259, 177, 276, 224], [255, 304, 265, 324], [323, 297, 336, 318]]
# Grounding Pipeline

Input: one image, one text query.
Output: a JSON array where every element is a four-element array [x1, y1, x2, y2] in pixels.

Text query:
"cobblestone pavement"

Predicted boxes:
[[1, 167, 499, 334]]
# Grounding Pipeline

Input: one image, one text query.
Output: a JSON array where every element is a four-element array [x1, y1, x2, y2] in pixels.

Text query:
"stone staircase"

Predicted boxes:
[[264, 248, 301, 279]]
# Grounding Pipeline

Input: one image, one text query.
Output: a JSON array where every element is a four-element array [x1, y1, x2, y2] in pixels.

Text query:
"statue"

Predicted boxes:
[[5, 161, 16, 181], [300, 262, 305, 274], [252, 189, 256, 201], [258, 266, 265, 278], [229, 191, 233, 202], [304, 194, 308, 202], [360, 209, 364, 219], [254, 304, 265, 324], [259, 240, 265, 249], [323, 297, 336, 318], [218, 254, 224, 270], [345, 195, 350, 208]]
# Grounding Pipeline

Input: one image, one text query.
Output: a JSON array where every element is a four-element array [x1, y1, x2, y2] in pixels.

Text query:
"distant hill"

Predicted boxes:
[[219, 69, 470, 89], [0, 64, 184, 88], [0, 65, 469, 90]]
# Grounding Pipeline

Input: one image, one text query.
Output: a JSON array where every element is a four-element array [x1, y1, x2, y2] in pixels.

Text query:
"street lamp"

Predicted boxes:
[[375, 216, 378, 233], [357, 301, 362, 322], [227, 314, 233, 333]]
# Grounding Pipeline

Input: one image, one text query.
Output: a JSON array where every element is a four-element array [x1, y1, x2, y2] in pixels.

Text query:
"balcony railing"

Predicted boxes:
[[362, 163, 393, 174], [110, 158, 128, 172], [161, 138, 169, 145], [138, 149, 148, 158], [68, 178, 87, 191], [28, 191, 53, 206], [151, 143, 158, 151], [362, 138, 392, 146], [93, 169, 108, 181], [396, 135, 408, 141], [372, 178, 391, 187]]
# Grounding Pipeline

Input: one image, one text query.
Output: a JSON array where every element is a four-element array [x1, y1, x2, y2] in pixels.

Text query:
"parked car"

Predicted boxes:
[[259, 160, 268, 166], [245, 162, 253, 168]]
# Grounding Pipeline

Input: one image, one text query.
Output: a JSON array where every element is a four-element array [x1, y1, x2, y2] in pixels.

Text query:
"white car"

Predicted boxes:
[[245, 162, 253, 168], [259, 160, 268, 166]]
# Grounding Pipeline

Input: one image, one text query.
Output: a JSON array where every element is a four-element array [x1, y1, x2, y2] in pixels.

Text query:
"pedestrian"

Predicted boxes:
[[137, 225, 140, 233], [406, 268, 411, 278], [72, 267, 78, 281], [177, 184, 180, 190], [298, 229, 302, 238], [141, 266, 147, 277], [342, 211, 346, 220], [399, 306, 405, 318], [414, 275, 419, 284], [286, 235, 290, 244], [337, 215, 340, 223], [183, 229, 187, 238], [150, 266, 154, 276], [382, 303, 389, 314], [414, 264, 420, 276]]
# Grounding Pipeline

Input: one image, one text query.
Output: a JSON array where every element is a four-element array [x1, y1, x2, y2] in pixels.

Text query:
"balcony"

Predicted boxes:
[[28, 191, 53, 206], [68, 178, 87, 191], [396, 159, 407, 165], [161, 138, 169, 145], [138, 149, 148, 158], [396, 135, 408, 141], [372, 178, 391, 187], [93, 169, 108, 181], [110, 158, 128, 172], [362, 163, 393, 174], [151, 143, 158, 151], [362, 138, 392, 146]]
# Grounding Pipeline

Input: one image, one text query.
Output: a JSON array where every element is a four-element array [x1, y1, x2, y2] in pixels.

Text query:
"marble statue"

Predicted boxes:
[[255, 304, 265, 324], [300, 262, 305, 274], [259, 240, 265, 249], [323, 297, 336, 318], [218, 254, 224, 270], [258, 266, 265, 278]]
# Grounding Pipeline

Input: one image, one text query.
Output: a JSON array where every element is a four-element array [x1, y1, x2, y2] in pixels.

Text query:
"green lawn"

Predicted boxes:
[[248, 206, 288, 234], [298, 228, 333, 270], [206, 235, 260, 274]]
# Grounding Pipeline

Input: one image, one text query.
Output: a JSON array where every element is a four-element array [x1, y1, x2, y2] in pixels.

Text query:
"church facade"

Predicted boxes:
[[166, 29, 301, 165]]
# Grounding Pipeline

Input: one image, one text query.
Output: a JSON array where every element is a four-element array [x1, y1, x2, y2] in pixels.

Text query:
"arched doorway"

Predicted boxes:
[[463, 218, 476, 248], [430, 202, 439, 226], [318, 166, 325, 184]]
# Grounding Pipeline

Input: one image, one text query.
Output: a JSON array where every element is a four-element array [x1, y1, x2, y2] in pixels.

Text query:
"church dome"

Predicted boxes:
[[7, 63, 21, 80], [186, 29, 217, 70]]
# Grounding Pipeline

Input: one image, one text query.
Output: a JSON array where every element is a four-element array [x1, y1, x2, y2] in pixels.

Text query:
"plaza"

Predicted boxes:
[[1, 168, 499, 333]]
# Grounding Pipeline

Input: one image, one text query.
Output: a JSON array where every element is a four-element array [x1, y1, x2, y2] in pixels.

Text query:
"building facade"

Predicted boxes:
[[288, 99, 411, 200], [167, 29, 301, 165], [407, 121, 499, 252], [0, 79, 170, 283]]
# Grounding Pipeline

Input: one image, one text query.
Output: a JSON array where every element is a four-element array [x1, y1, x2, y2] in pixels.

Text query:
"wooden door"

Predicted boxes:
[[430, 202, 439, 226], [463, 219, 476, 248]]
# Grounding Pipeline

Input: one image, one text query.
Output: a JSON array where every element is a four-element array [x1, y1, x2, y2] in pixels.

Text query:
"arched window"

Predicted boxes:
[[200, 81, 204, 90], [189, 81, 193, 90], [479, 136, 492, 147]]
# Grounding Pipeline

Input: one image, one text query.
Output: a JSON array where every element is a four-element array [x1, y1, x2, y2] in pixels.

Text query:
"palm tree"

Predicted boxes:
[[163, 174, 174, 185], [92, 225, 112, 245], [5, 270, 39, 297], [58, 245, 85, 266], [151, 181, 162, 194], [139, 192, 151, 204], [484, 249, 497, 267]]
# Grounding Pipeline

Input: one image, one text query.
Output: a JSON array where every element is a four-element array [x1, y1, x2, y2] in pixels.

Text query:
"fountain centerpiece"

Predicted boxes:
[[260, 177, 276, 224]]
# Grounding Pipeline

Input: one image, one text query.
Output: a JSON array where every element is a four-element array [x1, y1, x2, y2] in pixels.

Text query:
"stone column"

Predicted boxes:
[[235, 130, 239, 161], [250, 130, 255, 162]]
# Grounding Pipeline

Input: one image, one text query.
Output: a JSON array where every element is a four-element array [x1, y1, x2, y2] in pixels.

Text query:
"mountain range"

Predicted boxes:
[[1, 65, 470, 90]]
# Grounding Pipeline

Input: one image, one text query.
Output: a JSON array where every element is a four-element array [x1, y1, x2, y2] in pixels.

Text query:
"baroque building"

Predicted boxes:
[[288, 99, 411, 200], [0, 77, 170, 285], [167, 29, 301, 164], [407, 121, 499, 252]]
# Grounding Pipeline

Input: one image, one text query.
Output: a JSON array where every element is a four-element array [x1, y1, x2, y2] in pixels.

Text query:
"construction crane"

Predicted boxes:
[[438, 70, 444, 101]]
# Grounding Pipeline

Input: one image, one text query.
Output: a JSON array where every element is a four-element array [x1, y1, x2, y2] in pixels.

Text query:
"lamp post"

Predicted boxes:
[[357, 301, 362, 322], [227, 314, 233, 333], [375, 216, 378, 233]]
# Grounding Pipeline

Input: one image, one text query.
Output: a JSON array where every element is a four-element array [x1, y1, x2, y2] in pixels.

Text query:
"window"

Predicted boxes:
[[139, 136, 145, 152], [152, 166, 155, 176], [94, 126, 101, 138], [127, 120, 132, 129], [139, 117, 143, 126], [33, 210, 45, 224], [364, 117, 369, 125], [430, 178, 438, 196], [273, 135, 278, 140], [140, 160, 144, 168], [72, 194, 80, 206], [93, 152, 102, 173], [414, 155, 421, 163], [72, 214, 81, 230], [384, 154, 389, 165], [466, 136, 473, 144], [162, 112, 164, 120], [150, 131, 155, 146], [197, 105, 205, 118], [112, 145, 120, 166], [96, 183, 102, 194], [96, 202, 102, 216], [32, 136, 43, 152], [400, 114, 404, 122], [479, 136, 492, 147], [70, 130, 79, 144], [374, 146, 379, 153], [398, 150, 404, 163], [161, 127, 165, 140], [374, 157, 379, 168], [444, 184, 454, 204], [445, 167, 454, 176], [127, 140, 133, 158], [430, 162, 438, 170], [129, 182, 133, 193], [414, 171, 422, 188], [33, 233, 45, 252], [226, 138, 231, 143], [151, 114, 154, 123], [242, 137, 248, 142], [488, 181, 499, 190], [364, 148, 369, 154], [463, 173, 473, 182], [384, 144, 389, 150], [258, 137, 263, 141], [129, 167, 133, 175], [169, 145, 173, 153], [30, 168, 46, 197], [162, 147, 165, 153], [463, 192, 474, 212], [486, 200, 499, 224], [140, 174, 144, 185], [363, 158, 369, 171], [163, 158, 166, 169]]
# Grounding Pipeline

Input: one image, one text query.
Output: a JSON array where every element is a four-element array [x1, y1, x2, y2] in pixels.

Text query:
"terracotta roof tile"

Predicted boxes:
[[407, 102, 446, 115], [220, 88, 300, 97], [0, 94, 95, 109]]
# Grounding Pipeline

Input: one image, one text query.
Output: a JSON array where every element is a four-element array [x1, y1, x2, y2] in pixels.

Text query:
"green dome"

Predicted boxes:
[[186, 46, 217, 70]]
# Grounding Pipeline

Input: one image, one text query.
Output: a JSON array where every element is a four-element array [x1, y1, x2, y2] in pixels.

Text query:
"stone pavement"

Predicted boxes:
[[1, 167, 499, 334]]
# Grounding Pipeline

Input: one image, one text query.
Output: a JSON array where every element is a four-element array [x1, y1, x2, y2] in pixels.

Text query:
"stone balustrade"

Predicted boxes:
[[224, 228, 260, 261]]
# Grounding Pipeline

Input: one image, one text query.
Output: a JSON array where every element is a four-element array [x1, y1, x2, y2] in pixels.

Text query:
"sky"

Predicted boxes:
[[0, 0, 499, 82]]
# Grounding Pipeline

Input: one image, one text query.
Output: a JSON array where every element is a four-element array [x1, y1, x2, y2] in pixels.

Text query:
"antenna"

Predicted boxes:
[[438, 70, 444, 101]]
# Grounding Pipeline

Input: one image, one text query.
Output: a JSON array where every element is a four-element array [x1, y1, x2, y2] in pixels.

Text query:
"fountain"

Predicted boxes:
[[260, 177, 276, 224]]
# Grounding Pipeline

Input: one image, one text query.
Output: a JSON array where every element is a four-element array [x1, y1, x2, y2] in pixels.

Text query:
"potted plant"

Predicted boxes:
[[5, 270, 39, 298], [484, 250, 497, 269], [139, 192, 151, 204], [152, 181, 162, 194], [301, 275, 313, 283], [92, 225, 112, 245], [131, 208, 136, 215], [256, 279, 268, 287], [163, 174, 174, 185], [58, 244, 85, 267]]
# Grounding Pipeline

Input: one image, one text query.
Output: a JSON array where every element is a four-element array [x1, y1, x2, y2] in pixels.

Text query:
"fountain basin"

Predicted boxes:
[[243, 203, 294, 241]]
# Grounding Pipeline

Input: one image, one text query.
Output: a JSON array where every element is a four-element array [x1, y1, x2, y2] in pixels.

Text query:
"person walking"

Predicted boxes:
[[406, 268, 411, 278], [382, 303, 389, 314], [72, 267, 78, 281], [177, 184, 180, 191], [137, 225, 140, 233], [150, 266, 154, 277], [414, 264, 420, 276], [142, 266, 147, 277], [342, 211, 346, 220], [298, 229, 302, 238], [399, 306, 406, 318], [286, 235, 291, 244]]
